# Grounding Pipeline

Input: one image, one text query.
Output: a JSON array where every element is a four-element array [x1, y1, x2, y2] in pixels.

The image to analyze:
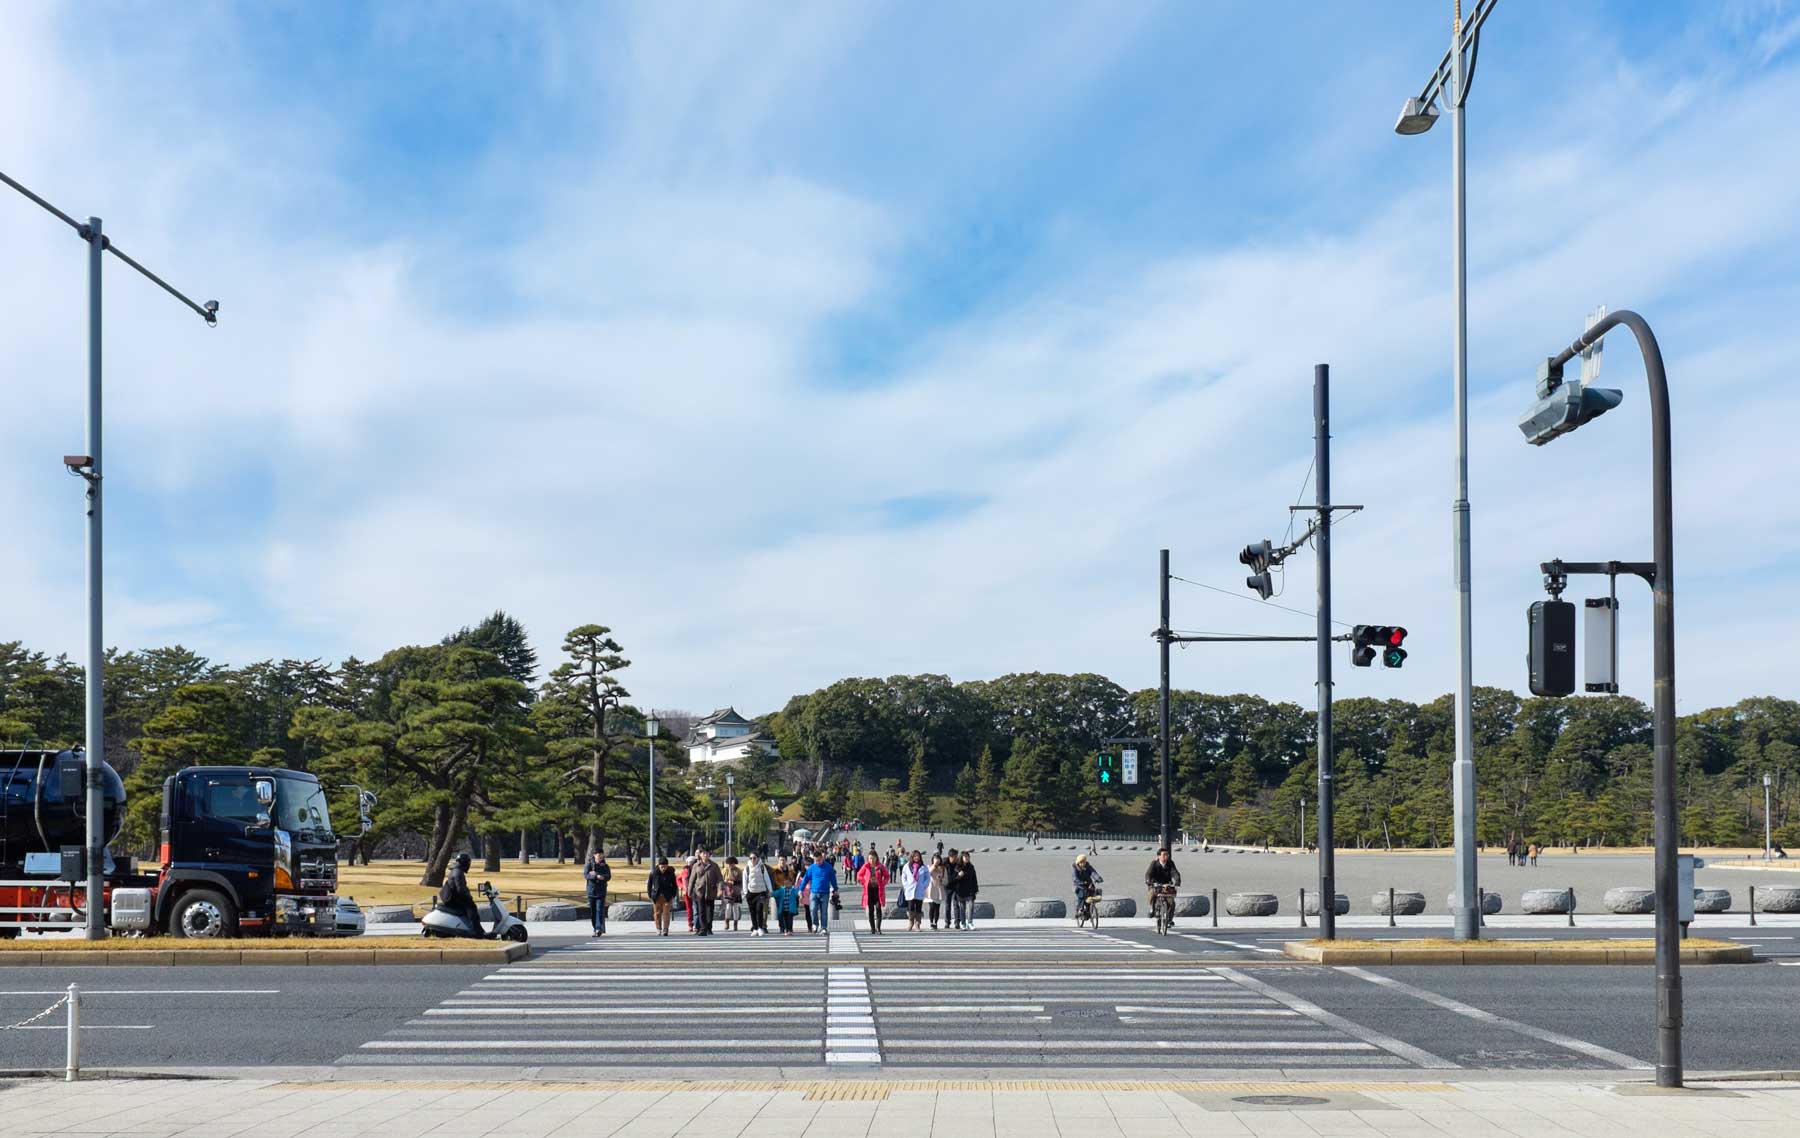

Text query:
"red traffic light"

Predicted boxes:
[[1388, 627, 1407, 647]]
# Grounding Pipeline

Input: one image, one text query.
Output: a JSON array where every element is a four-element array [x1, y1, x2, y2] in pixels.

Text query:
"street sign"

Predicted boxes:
[[1122, 748, 1139, 786]]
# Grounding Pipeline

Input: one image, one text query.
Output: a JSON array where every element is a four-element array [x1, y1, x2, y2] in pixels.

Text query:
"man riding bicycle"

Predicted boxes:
[[1071, 853, 1104, 918], [1144, 846, 1181, 926]]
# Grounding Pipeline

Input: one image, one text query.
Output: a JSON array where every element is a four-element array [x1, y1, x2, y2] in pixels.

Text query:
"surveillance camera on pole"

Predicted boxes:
[[1239, 540, 1275, 599]]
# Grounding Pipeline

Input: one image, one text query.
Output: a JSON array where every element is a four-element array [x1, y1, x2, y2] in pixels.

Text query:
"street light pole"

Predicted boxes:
[[1766, 773, 1775, 862], [726, 772, 736, 856], [1394, 0, 1498, 944], [646, 717, 659, 860], [1532, 308, 1680, 1087], [1, 170, 217, 941]]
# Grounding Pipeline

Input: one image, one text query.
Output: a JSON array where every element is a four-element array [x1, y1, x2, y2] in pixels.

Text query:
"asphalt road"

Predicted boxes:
[[4, 927, 1799, 1077]]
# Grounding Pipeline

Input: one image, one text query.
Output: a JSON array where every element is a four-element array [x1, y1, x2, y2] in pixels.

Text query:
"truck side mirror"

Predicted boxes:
[[254, 779, 274, 807]]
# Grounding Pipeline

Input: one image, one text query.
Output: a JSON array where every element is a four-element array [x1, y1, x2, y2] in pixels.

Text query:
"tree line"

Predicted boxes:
[[4, 627, 1797, 884]]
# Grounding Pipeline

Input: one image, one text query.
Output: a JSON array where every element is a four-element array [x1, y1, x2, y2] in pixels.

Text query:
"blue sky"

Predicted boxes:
[[5, 1, 1800, 716]]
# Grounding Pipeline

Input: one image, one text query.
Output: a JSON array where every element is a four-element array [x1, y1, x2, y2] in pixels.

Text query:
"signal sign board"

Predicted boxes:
[[1122, 748, 1139, 786]]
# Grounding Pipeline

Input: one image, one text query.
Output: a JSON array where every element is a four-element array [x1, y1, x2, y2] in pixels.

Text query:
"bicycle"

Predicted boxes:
[[1074, 889, 1102, 930], [1151, 884, 1178, 935]]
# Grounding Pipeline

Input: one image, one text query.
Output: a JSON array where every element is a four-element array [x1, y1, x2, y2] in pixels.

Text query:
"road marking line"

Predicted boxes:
[[1338, 966, 1650, 1070], [1114, 1006, 1298, 1016], [362, 1039, 815, 1050], [424, 1007, 821, 1016], [1181, 934, 1286, 955], [14, 1025, 152, 1031], [825, 964, 879, 1066], [877, 1039, 1375, 1051], [0, 989, 279, 996], [869, 1005, 1045, 1013], [828, 932, 860, 955], [1210, 966, 1457, 1069]]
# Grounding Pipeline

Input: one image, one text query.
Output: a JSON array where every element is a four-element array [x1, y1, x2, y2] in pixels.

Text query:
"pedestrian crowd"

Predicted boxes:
[[608, 837, 984, 937]]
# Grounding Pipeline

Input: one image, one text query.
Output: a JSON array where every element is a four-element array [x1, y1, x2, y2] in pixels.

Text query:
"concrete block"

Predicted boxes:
[[1757, 886, 1800, 913], [1173, 893, 1212, 918], [1225, 892, 1279, 917], [1692, 887, 1731, 914], [1014, 898, 1067, 919], [1603, 887, 1655, 914], [1521, 887, 1575, 915], [1301, 892, 1348, 916], [1370, 890, 1426, 916], [1446, 891, 1503, 915], [1092, 896, 1137, 918], [608, 900, 655, 921], [525, 901, 585, 922], [366, 904, 420, 924]]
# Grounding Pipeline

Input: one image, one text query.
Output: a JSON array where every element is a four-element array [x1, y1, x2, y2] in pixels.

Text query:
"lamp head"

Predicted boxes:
[[645, 717, 659, 737], [1395, 96, 1439, 135]]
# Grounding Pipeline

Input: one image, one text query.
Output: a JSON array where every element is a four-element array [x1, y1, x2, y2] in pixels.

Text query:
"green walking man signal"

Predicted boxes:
[[1096, 752, 1116, 787]]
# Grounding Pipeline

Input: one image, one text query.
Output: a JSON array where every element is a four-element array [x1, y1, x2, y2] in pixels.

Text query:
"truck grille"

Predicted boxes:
[[299, 857, 337, 890]]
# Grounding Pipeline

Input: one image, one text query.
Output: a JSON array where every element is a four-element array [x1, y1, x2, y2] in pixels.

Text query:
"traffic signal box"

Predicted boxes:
[[1096, 753, 1116, 788], [1528, 600, 1576, 696], [1351, 625, 1408, 668]]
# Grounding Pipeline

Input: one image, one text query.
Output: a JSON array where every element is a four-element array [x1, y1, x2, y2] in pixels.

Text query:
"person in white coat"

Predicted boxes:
[[743, 852, 774, 936], [925, 853, 948, 930], [898, 851, 930, 930]]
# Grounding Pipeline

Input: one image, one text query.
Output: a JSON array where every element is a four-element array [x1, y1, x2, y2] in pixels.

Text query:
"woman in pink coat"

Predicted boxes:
[[856, 857, 890, 935]]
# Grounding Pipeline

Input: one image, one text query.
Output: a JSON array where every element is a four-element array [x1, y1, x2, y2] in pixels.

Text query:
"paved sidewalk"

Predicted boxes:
[[3, 1076, 1798, 1137]]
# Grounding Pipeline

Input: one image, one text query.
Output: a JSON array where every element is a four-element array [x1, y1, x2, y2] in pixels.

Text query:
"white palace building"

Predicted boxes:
[[683, 707, 780, 766]]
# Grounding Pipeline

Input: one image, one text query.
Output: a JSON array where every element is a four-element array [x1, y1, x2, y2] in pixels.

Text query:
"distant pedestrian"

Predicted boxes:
[[721, 856, 744, 932], [858, 855, 890, 935], [648, 857, 679, 936], [1529, 843, 1540, 868], [926, 853, 947, 930], [584, 849, 612, 937], [953, 852, 979, 929], [677, 856, 695, 930], [744, 852, 773, 937], [900, 851, 928, 930], [802, 851, 839, 933], [936, 839, 944, 858], [688, 849, 723, 936]]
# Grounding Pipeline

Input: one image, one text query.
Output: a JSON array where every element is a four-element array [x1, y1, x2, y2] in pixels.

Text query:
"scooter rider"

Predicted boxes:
[[1144, 846, 1181, 924], [439, 852, 483, 936]]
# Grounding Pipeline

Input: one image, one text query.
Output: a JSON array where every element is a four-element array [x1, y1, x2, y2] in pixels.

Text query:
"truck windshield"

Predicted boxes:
[[275, 778, 333, 838]]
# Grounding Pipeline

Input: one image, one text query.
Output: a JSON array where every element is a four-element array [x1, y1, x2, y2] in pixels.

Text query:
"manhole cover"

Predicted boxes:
[[1233, 1095, 1329, 1107]]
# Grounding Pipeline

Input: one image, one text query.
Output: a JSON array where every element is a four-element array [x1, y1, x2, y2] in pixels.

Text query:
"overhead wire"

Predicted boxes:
[[1167, 573, 1355, 630]]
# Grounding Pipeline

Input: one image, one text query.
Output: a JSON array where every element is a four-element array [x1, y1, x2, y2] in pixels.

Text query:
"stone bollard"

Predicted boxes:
[[1224, 892, 1279, 917], [1758, 886, 1800, 913], [367, 904, 421, 925], [1692, 888, 1731, 914], [1302, 892, 1349, 917], [607, 900, 655, 922], [1447, 891, 1503, 916], [1373, 890, 1425, 918], [1602, 887, 1655, 914], [970, 901, 996, 921], [525, 901, 585, 922], [1520, 887, 1575, 916], [1014, 898, 1066, 919], [1092, 896, 1137, 919], [1173, 893, 1210, 918]]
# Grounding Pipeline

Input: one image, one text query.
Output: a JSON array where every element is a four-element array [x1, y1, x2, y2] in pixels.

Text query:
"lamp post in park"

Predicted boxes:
[[1392, 0, 1499, 943], [1, 169, 218, 940], [1767, 773, 1775, 862], [645, 717, 660, 859], [1521, 308, 1680, 1088]]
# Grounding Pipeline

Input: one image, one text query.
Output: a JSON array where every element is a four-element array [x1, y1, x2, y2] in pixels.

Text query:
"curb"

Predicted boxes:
[[0, 942, 528, 966], [1281, 939, 1753, 965]]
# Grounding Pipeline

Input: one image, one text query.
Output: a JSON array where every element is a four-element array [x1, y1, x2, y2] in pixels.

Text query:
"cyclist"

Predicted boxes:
[[1144, 846, 1182, 927], [1071, 853, 1104, 921]]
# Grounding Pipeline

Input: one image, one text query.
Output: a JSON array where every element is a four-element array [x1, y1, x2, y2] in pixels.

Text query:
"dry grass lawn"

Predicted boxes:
[[0, 935, 439, 952], [336, 858, 650, 911], [1294, 937, 1740, 951]]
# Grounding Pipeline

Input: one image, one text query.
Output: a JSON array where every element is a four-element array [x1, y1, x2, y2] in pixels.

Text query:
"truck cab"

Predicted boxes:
[[157, 766, 341, 938]]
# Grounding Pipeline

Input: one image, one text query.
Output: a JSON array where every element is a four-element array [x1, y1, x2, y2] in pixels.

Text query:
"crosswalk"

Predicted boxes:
[[344, 955, 1449, 1069], [344, 967, 825, 1065], [868, 965, 1447, 1068], [850, 926, 1171, 956], [532, 932, 829, 963]]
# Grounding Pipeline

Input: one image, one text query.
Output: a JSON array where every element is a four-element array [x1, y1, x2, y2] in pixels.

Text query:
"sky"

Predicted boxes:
[[4, 1, 1800, 717]]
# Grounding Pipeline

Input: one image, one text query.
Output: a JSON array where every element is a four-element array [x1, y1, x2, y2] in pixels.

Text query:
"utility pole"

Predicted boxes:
[[1158, 549, 1173, 851], [1312, 364, 1338, 942], [1, 170, 218, 940]]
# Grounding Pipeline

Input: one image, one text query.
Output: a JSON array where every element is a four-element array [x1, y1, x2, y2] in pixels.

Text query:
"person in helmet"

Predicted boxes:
[[438, 851, 483, 936]]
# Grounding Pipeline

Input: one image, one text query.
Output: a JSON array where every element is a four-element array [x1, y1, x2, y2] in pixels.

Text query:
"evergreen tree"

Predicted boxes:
[[974, 745, 1001, 827], [952, 763, 980, 829], [900, 748, 934, 827], [124, 683, 251, 852]]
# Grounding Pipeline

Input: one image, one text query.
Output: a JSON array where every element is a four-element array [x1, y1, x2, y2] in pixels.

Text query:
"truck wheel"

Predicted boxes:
[[170, 889, 238, 939]]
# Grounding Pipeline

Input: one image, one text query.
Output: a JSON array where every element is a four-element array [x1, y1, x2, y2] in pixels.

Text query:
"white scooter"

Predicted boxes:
[[421, 881, 529, 942]]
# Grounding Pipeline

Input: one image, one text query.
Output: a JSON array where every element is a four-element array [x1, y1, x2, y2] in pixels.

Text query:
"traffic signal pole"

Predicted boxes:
[[1312, 364, 1337, 941], [1158, 549, 1173, 851]]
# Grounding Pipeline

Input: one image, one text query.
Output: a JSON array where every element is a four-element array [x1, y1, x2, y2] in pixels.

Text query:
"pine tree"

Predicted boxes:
[[953, 763, 980, 829], [900, 748, 934, 827], [974, 745, 1001, 827], [999, 743, 1058, 831]]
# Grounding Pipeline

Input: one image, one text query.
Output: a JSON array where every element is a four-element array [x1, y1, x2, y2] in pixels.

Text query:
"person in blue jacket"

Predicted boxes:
[[800, 850, 840, 933]]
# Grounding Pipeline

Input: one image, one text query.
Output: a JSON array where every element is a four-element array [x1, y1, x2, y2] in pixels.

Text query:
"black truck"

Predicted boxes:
[[1, 749, 364, 938]]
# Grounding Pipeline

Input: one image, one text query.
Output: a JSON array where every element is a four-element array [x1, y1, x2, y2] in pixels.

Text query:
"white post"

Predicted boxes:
[[65, 983, 80, 1081]]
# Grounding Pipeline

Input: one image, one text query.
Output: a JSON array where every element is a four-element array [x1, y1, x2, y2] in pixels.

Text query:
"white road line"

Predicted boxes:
[[828, 931, 860, 955], [13, 1025, 153, 1031], [825, 963, 878, 1065], [1114, 1006, 1298, 1016], [1338, 966, 1651, 1070], [1181, 934, 1286, 955], [871, 1005, 1046, 1013], [878, 1039, 1374, 1051], [1778, 961, 1800, 967], [424, 1007, 822, 1016], [1210, 966, 1457, 1069], [363, 1039, 815, 1051], [0, 989, 279, 996]]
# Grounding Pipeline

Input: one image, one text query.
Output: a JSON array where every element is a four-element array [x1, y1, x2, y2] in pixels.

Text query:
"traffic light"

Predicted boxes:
[[1095, 753, 1117, 788], [1528, 600, 1576, 695], [1382, 626, 1408, 668], [1351, 625, 1408, 668], [1240, 540, 1274, 599]]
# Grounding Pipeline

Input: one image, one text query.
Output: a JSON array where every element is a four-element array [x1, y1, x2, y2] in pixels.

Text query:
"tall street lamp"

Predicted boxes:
[[1392, 0, 1499, 943], [1521, 307, 1680, 1087], [726, 772, 736, 856], [2, 169, 218, 940], [645, 717, 659, 860], [1767, 772, 1775, 862]]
